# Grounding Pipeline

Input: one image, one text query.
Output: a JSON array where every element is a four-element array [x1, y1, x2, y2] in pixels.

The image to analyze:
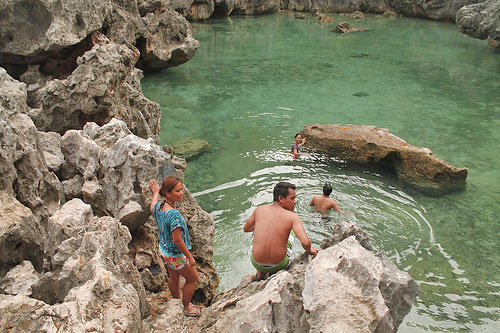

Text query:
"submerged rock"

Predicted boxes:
[[301, 124, 468, 195], [171, 137, 211, 160]]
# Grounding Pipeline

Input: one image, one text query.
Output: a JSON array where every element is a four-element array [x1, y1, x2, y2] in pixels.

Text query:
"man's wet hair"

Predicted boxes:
[[273, 182, 296, 201], [323, 183, 333, 196]]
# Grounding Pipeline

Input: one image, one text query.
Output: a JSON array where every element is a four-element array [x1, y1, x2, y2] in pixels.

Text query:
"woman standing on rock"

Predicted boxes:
[[149, 176, 199, 317]]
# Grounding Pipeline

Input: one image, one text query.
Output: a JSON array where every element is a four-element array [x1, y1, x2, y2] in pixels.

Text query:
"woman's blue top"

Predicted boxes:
[[152, 202, 192, 255]]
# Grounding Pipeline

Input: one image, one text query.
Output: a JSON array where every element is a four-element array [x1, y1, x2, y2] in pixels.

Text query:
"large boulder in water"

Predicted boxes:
[[196, 221, 418, 332], [301, 124, 468, 195], [457, 0, 500, 48]]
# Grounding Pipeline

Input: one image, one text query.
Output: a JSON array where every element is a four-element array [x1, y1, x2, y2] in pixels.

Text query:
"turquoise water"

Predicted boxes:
[[142, 12, 500, 332]]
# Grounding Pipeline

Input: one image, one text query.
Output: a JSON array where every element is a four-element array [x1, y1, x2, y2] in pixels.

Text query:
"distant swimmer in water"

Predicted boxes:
[[291, 133, 306, 159], [310, 183, 344, 217]]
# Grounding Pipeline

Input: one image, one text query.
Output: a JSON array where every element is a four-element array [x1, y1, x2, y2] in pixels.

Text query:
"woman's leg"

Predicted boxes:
[[166, 265, 181, 299], [178, 265, 199, 309]]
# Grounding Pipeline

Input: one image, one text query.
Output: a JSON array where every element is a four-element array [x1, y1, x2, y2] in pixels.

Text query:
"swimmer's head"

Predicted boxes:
[[323, 183, 332, 196], [273, 181, 296, 202]]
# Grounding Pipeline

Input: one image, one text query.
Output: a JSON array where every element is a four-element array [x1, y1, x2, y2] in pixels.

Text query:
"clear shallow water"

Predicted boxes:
[[142, 12, 500, 332]]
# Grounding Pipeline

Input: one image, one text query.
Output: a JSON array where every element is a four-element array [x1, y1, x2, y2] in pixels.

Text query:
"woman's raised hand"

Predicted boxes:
[[149, 179, 160, 194]]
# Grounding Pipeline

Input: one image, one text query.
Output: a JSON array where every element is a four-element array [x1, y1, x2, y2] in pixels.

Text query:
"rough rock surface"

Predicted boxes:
[[287, 0, 391, 14], [335, 21, 370, 33], [0, 192, 45, 277], [0, 0, 199, 72], [0, 211, 147, 331], [196, 221, 418, 332], [0, 68, 62, 218], [389, 0, 478, 22], [188, 0, 216, 20], [233, 0, 281, 15], [457, 0, 500, 48], [301, 124, 468, 194]]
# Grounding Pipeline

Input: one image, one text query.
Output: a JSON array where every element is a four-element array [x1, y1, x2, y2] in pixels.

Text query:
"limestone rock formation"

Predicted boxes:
[[214, 0, 236, 16], [389, 0, 478, 22], [0, 210, 147, 331], [197, 221, 418, 332], [287, 0, 390, 14], [0, 0, 199, 73], [0, 68, 62, 218], [233, 0, 281, 15], [457, 0, 500, 48], [188, 0, 216, 20], [301, 124, 468, 195], [0, 1, 197, 140], [0, 192, 45, 277]]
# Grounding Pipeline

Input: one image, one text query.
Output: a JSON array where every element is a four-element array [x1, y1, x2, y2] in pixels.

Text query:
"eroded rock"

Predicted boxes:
[[0, 192, 44, 277], [334, 21, 369, 33], [301, 124, 468, 194], [457, 0, 500, 48], [197, 221, 418, 332], [232, 0, 281, 15], [0, 68, 62, 217], [2, 214, 147, 331]]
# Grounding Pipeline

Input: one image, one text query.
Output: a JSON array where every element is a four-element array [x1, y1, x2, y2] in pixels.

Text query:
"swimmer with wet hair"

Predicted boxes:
[[310, 183, 344, 214], [291, 133, 306, 159]]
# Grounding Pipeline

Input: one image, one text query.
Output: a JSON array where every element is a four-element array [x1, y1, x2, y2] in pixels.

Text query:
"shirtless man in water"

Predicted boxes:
[[310, 183, 344, 214], [243, 182, 318, 280]]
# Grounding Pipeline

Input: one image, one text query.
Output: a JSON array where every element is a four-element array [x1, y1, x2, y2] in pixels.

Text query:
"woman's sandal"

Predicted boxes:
[[184, 303, 200, 317]]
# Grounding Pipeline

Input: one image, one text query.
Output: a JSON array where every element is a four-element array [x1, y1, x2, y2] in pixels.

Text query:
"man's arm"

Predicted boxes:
[[243, 209, 256, 232], [309, 196, 315, 206], [330, 199, 344, 213], [291, 214, 318, 256]]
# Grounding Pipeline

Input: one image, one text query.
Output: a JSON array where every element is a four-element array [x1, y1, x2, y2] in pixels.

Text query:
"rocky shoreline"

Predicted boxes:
[[1, 0, 492, 331]]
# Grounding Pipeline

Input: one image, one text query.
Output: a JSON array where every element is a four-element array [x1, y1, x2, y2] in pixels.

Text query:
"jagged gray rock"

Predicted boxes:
[[0, 0, 199, 72], [1, 212, 147, 331], [0, 68, 62, 218], [0, 192, 45, 277], [0, 261, 40, 296], [457, 0, 500, 48], [196, 221, 418, 332], [388, 0, 478, 22]]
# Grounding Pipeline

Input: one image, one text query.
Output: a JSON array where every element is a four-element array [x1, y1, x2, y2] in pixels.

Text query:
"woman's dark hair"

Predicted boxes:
[[295, 133, 301, 138], [273, 182, 296, 201], [159, 176, 182, 196]]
